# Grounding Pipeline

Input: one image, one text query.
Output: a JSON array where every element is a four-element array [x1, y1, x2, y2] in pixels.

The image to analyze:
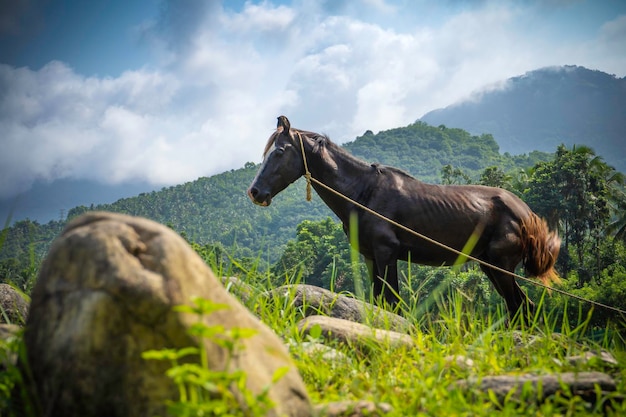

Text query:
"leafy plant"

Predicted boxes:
[[0, 331, 21, 411]]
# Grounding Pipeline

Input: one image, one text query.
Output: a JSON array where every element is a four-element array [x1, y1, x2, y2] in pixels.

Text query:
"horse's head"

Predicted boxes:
[[247, 116, 306, 206]]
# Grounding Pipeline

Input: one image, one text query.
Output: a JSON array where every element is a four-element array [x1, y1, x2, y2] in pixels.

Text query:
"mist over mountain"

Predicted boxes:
[[420, 66, 626, 173], [0, 179, 161, 225]]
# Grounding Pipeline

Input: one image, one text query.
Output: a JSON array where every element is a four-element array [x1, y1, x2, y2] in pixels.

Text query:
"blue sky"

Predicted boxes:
[[1, 0, 625, 199]]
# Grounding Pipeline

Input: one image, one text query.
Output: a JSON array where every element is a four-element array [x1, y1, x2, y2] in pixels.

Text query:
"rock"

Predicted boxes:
[[21, 212, 312, 417], [0, 323, 20, 341], [288, 341, 353, 366], [0, 284, 29, 325], [314, 400, 393, 416], [298, 315, 414, 353], [265, 284, 411, 332], [452, 371, 616, 405], [0, 323, 21, 372], [221, 275, 255, 303], [442, 355, 475, 371], [566, 351, 619, 368]]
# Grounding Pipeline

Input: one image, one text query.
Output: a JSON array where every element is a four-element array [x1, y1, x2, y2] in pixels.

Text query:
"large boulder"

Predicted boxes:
[[21, 212, 312, 417]]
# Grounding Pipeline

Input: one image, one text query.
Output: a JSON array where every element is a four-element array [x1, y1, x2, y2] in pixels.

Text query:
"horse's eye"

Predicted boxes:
[[276, 147, 285, 155]]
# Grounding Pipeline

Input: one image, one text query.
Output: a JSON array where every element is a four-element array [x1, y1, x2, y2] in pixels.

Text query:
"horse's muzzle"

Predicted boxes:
[[247, 187, 271, 206]]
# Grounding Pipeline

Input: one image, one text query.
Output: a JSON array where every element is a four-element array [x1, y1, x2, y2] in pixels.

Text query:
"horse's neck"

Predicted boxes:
[[306, 141, 372, 222]]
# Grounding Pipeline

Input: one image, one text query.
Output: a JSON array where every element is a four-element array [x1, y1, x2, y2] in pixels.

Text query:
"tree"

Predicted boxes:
[[607, 187, 626, 242], [479, 166, 512, 189], [524, 144, 624, 285], [272, 218, 364, 292], [441, 165, 471, 185]]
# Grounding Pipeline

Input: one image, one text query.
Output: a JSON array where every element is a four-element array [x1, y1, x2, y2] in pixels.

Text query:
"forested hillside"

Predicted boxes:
[[421, 66, 626, 173], [1, 122, 549, 279]]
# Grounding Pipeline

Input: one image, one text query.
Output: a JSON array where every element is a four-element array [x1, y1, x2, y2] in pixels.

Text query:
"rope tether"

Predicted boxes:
[[296, 135, 626, 317], [296, 131, 312, 201]]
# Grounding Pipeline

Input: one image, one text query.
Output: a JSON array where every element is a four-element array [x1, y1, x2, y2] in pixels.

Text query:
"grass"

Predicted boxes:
[[1, 242, 625, 416], [287, 297, 624, 416], [223, 253, 626, 416]]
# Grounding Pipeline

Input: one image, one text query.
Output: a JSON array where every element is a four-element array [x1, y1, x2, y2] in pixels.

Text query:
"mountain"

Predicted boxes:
[[420, 66, 626, 173], [0, 179, 161, 225]]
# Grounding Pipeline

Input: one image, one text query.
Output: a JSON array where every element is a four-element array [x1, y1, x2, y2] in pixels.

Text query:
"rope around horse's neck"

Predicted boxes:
[[295, 133, 626, 317], [296, 131, 313, 201]]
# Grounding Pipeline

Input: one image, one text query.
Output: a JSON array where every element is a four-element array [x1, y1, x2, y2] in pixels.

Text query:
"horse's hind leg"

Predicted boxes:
[[480, 262, 534, 323], [379, 261, 400, 307], [365, 259, 383, 299]]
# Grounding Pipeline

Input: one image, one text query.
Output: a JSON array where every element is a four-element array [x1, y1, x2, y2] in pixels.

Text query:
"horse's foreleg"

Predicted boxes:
[[371, 255, 400, 309], [368, 232, 401, 310]]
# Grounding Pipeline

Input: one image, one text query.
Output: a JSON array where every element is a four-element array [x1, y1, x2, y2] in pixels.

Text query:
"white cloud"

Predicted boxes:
[[0, 1, 624, 199], [225, 2, 296, 33], [600, 14, 626, 43], [592, 14, 626, 74]]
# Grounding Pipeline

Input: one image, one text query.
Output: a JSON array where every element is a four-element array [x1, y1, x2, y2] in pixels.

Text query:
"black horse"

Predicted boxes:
[[248, 116, 560, 319]]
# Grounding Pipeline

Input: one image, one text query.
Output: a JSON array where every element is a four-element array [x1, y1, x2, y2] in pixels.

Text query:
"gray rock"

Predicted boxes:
[[22, 211, 312, 417], [452, 371, 616, 404], [442, 355, 475, 371], [298, 315, 414, 353], [0, 323, 21, 372], [0, 323, 20, 341], [314, 400, 393, 416], [265, 284, 411, 332], [221, 275, 256, 303], [288, 341, 353, 366], [566, 350, 619, 368], [0, 284, 29, 325]]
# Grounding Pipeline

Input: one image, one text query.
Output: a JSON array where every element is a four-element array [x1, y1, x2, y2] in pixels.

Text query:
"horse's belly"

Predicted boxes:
[[399, 248, 461, 266], [399, 236, 487, 266]]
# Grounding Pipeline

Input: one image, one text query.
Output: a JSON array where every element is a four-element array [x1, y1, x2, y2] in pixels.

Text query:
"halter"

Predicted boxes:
[[295, 131, 313, 201]]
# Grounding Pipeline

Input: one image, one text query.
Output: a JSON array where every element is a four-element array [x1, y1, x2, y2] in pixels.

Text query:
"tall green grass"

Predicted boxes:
[[1, 238, 624, 416], [208, 244, 625, 417]]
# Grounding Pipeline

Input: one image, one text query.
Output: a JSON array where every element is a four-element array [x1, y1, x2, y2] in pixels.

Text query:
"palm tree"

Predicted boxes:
[[606, 183, 626, 242]]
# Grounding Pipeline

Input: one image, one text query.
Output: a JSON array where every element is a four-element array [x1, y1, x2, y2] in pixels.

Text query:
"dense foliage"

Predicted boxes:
[[344, 122, 548, 182]]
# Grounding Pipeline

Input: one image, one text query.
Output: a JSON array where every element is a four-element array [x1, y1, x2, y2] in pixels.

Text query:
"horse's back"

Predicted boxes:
[[369, 174, 537, 260]]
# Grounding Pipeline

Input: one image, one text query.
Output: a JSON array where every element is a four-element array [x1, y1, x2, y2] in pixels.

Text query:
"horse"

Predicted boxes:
[[247, 116, 561, 320]]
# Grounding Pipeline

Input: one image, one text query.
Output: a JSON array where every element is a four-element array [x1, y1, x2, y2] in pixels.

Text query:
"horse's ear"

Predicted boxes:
[[277, 115, 291, 134]]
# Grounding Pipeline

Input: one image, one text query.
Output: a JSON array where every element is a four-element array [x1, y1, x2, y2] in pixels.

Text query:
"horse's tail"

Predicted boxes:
[[520, 213, 561, 286]]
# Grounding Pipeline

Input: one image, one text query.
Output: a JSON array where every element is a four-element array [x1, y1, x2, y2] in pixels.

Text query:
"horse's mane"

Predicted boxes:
[[301, 129, 371, 169], [263, 126, 416, 180], [262, 127, 326, 156], [377, 164, 417, 180], [322, 133, 417, 179]]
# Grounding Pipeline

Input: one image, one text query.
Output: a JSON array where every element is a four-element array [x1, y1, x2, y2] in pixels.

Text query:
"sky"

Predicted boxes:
[[1, 0, 625, 199]]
